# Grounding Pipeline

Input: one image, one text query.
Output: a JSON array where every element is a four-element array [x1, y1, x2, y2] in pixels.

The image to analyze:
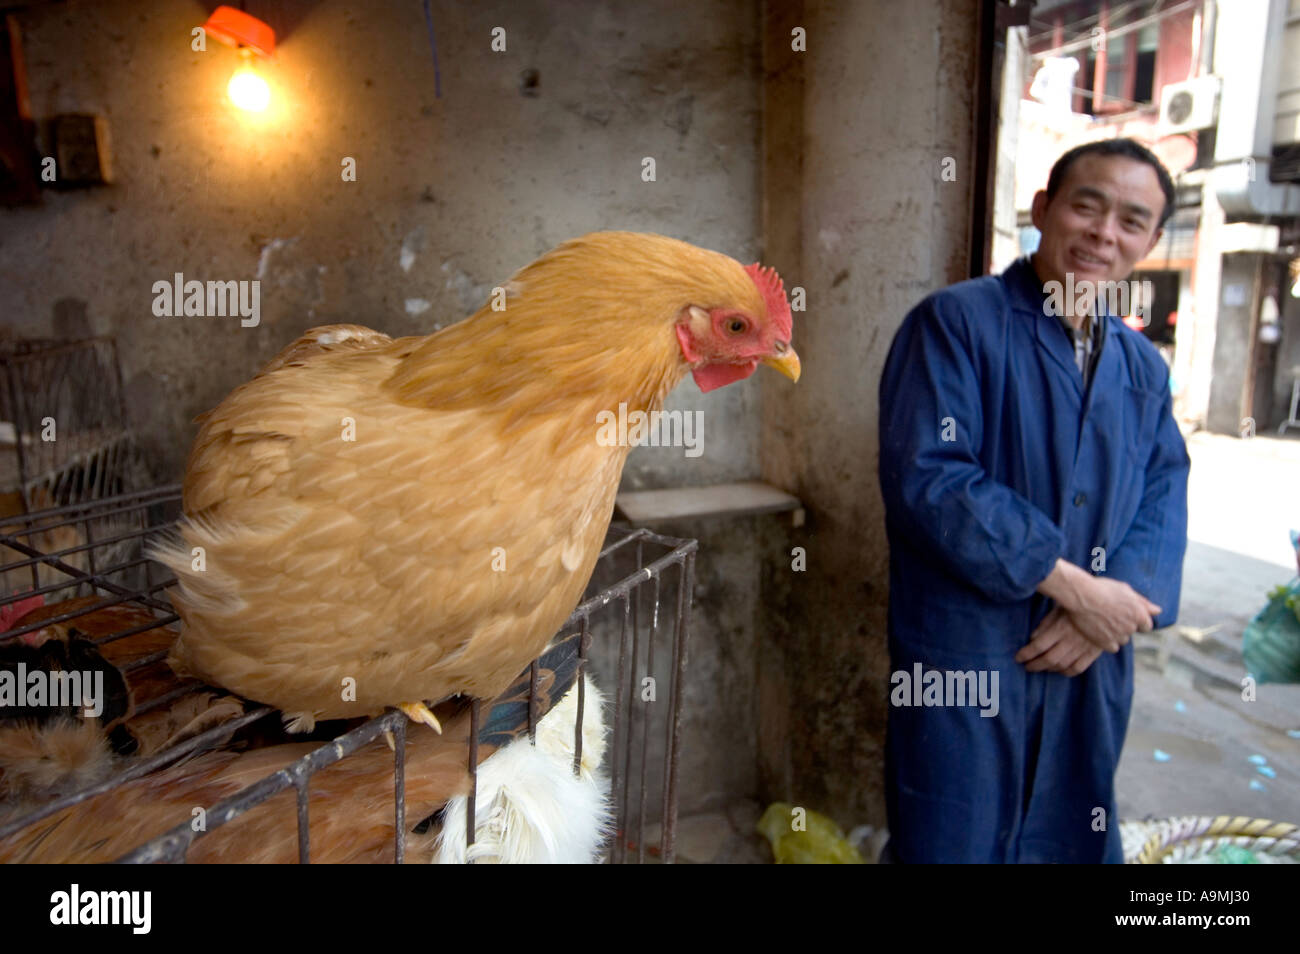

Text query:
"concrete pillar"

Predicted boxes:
[[758, 0, 980, 825], [1207, 253, 1266, 435], [1176, 179, 1225, 428], [1271, 279, 1300, 432]]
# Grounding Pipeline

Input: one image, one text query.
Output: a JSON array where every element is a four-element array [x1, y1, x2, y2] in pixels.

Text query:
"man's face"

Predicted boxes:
[[1030, 153, 1166, 290]]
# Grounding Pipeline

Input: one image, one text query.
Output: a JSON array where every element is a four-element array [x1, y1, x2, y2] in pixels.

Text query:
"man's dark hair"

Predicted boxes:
[[1045, 138, 1177, 229]]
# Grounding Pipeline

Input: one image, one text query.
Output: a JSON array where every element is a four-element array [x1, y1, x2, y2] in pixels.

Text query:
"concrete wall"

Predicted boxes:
[[758, 0, 980, 827], [1155, 4, 1198, 96], [0, 0, 763, 491]]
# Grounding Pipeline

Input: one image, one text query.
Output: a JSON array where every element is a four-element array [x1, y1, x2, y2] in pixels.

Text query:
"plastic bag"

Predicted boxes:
[[757, 802, 865, 864], [1242, 577, 1300, 684]]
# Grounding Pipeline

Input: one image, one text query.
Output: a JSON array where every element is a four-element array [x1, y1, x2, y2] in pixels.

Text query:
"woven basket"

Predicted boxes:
[[1128, 815, 1300, 864]]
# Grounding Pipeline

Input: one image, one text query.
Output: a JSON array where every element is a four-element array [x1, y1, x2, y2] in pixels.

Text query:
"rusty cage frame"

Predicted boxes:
[[0, 485, 696, 863]]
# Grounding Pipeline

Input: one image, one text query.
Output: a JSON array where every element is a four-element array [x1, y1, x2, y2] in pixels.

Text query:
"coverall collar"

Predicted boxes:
[[1006, 256, 1120, 393]]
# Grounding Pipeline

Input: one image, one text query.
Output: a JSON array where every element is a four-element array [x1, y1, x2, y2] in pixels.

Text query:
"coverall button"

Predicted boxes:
[[1074, 492, 1087, 507]]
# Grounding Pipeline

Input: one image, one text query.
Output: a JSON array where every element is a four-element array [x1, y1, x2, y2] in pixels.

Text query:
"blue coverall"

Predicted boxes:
[[878, 256, 1190, 863]]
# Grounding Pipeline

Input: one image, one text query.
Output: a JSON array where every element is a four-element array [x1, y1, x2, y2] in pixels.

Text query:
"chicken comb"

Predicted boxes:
[[743, 263, 792, 341]]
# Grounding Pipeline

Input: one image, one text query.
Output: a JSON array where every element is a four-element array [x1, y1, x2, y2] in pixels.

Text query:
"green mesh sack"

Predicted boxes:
[[1242, 578, 1300, 684]]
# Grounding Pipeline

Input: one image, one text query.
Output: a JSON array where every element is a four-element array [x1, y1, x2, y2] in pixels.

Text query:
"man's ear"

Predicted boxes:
[[1030, 190, 1049, 231], [1142, 227, 1164, 259]]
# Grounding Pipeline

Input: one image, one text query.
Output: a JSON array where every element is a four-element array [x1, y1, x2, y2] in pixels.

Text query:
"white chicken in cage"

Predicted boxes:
[[432, 673, 612, 864]]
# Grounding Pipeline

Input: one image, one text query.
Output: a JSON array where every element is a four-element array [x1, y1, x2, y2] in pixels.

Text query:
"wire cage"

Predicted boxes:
[[0, 338, 148, 602], [0, 485, 696, 863]]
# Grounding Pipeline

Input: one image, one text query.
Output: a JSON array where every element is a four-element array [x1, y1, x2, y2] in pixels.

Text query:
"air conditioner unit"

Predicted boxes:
[[1159, 77, 1221, 134]]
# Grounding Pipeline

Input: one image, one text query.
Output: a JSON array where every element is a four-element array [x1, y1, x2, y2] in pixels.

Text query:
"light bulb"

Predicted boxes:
[[228, 62, 270, 112]]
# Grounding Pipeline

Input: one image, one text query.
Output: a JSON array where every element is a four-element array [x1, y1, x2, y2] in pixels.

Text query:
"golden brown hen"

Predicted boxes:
[[155, 231, 798, 732]]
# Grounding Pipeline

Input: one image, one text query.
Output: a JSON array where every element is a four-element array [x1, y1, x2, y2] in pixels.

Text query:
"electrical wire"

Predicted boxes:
[[422, 0, 442, 99]]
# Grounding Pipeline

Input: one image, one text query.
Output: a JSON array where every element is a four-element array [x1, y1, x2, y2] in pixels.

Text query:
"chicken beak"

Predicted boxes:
[[762, 343, 801, 383]]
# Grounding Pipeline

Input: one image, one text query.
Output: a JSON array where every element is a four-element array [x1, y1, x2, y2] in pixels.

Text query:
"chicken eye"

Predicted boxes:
[[727, 318, 748, 335]]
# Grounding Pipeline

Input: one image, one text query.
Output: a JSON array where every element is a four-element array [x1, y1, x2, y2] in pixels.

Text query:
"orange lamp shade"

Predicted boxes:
[[203, 6, 275, 57]]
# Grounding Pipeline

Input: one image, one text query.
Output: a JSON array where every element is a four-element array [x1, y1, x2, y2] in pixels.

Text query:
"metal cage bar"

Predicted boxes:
[[0, 485, 697, 864], [0, 338, 143, 515]]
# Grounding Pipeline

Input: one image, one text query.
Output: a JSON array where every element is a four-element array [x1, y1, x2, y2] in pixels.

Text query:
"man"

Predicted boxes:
[[878, 139, 1191, 863]]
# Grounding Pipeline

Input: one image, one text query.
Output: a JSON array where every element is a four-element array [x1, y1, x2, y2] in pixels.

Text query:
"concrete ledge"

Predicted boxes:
[[615, 481, 803, 525]]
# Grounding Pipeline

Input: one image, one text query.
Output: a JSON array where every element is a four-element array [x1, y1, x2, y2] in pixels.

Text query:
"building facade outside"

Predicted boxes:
[[995, 0, 1300, 436]]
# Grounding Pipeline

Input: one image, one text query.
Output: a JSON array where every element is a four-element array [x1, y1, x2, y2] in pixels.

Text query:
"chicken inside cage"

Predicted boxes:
[[0, 488, 695, 863], [0, 226, 800, 868], [0, 231, 798, 864]]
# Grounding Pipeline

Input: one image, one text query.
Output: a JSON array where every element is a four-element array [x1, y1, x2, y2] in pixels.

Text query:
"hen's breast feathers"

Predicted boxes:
[[162, 324, 631, 718]]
